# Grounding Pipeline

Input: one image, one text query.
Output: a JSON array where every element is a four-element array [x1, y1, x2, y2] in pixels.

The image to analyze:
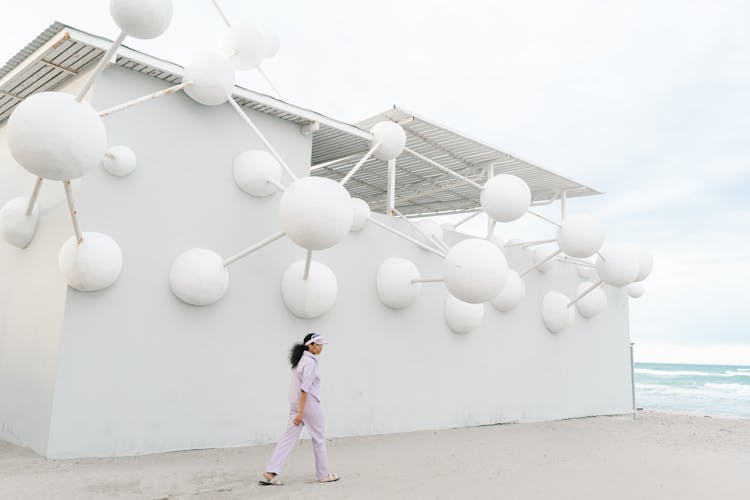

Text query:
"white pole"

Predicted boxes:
[[26, 176, 44, 215], [561, 190, 567, 220], [266, 178, 286, 192], [367, 216, 446, 258], [567, 280, 605, 307], [223, 232, 286, 267], [340, 141, 381, 186], [486, 219, 496, 240], [62, 180, 83, 244], [403, 147, 484, 190], [527, 210, 562, 228], [211, 0, 232, 27], [519, 248, 562, 277], [229, 97, 298, 182], [630, 342, 636, 419], [453, 210, 481, 228], [303, 249, 312, 280], [98, 81, 193, 117], [392, 208, 449, 253], [257, 67, 284, 100], [76, 31, 127, 102], [504, 238, 556, 248], [411, 277, 444, 284], [387, 159, 396, 216]]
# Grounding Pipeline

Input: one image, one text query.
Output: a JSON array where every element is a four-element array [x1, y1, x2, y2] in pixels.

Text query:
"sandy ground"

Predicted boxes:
[[1, 411, 749, 499]]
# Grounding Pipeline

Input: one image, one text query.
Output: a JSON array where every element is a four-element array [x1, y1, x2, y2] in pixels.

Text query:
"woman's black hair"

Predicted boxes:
[[289, 333, 316, 368]]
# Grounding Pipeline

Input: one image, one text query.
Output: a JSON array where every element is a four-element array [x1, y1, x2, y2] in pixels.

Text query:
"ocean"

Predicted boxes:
[[634, 362, 750, 417]]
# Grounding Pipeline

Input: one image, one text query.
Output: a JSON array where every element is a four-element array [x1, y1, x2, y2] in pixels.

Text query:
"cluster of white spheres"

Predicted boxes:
[[219, 24, 281, 70], [557, 213, 604, 258], [59, 232, 123, 292], [170, 248, 229, 306], [575, 281, 607, 319], [595, 246, 639, 287], [7, 92, 106, 180], [369, 121, 406, 161], [541, 291, 575, 334], [443, 238, 508, 304], [102, 145, 137, 177], [350, 198, 370, 232], [233, 149, 282, 197], [109, 0, 173, 39], [183, 52, 236, 106], [280, 177, 353, 250], [376, 257, 422, 309], [481, 174, 531, 223], [444, 295, 484, 334], [0, 197, 39, 249], [281, 259, 338, 318], [490, 270, 525, 312]]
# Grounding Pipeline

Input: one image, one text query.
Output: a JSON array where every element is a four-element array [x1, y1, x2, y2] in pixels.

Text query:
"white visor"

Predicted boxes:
[[304, 334, 328, 346]]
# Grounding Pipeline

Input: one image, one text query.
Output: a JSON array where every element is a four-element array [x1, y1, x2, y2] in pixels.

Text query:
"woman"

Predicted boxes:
[[259, 332, 340, 485]]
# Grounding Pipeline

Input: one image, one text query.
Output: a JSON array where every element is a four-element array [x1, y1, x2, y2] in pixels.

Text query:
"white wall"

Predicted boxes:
[[1, 66, 632, 459]]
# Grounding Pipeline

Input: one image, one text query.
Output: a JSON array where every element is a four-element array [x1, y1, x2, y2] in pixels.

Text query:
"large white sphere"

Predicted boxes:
[[0, 197, 39, 249], [369, 121, 406, 161], [412, 219, 444, 249], [533, 246, 558, 273], [170, 248, 228, 306], [557, 213, 604, 258], [8, 92, 106, 180], [575, 281, 607, 319], [350, 198, 371, 232], [541, 291, 575, 333], [596, 247, 639, 287], [219, 23, 265, 70], [102, 145, 136, 177], [481, 175, 531, 223], [233, 149, 282, 197], [280, 177, 353, 250], [109, 0, 173, 39], [282, 259, 338, 318], [443, 238, 508, 304], [376, 257, 422, 309], [444, 295, 484, 334], [624, 244, 654, 282], [59, 232, 123, 292], [183, 53, 236, 106], [263, 30, 281, 59], [490, 270, 525, 312], [627, 282, 645, 298]]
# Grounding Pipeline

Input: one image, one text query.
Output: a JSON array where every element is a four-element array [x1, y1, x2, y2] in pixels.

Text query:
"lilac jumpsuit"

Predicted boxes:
[[266, 351, 329, 480]]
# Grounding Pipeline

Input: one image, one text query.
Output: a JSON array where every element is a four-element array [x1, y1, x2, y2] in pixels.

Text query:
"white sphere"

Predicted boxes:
[[109, 0, 173, 39], [376, 257, 421, 309], [0, 197, 39, 249], [183, 53, 236, 106], [443, 238, 508, 304], [481, 175, 531, 223], [541, 291, 575, 333], [282, 259, 338, 318], [233, 150, 282, 197], [102, 145, 136, 177], [219, 23, 265, 70], [412, 219, 444, 249], [8, 92, 106, 180], [280, 177, 353, 250], [576, 259, 597, 280], [533, 246, 558, 273], [350, 198, 370, 232], [596, 247, 639, 287], [491, 234, 506, 248], [490, 270, 525, 312], [263, 30, 281, 59], [170, 249, 228, 306], [369, 121, 406, 161], [557, 213, 604, 258], [575, 281, 607, 319], [444, 295, 484, 334], [627, 282, 645, 298], [624, 244, 654, 282], [59, 232, 123, 292]]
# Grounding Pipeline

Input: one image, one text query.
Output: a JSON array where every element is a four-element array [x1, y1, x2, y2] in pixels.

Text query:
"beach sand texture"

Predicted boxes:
[[1, 411, 748, 499]]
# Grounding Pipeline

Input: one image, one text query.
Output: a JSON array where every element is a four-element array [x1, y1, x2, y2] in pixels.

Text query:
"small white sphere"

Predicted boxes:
[[233, 150, 282, 197], [8, 92, 106, 180], [263, 30, 281, 59], [444, 295, 484, 334], [541, 291, 575, 333], [369, 121, 406, 161], [557, 213, 604, 258], [624, 244, 654, 282], [219, 23, 265, 70], [576, 259, 597, 280], [350, 198, 370, 232], [170, 248, 229, 306], [533, 246, 558, 273], [490, 270, 525, 312], [282, 259, 338, 318], [444, 238, 508, 304], [596, 247, 639, 287], [376, 257, 422, 309], [183, 53, 236, 106], [0, 197, 39, 249], [59, 232, 123, 292], [102, 145, 136, 177], [280, 177, 353, 250], [481, 175, 531, 222], [627, 282, 645, 298], [109, 0, 173, 39], [575, 281, 607, 319], [412, 219, 444, 249]]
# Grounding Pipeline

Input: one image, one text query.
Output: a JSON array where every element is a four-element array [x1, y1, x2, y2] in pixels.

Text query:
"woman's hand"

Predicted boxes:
[[293, 412, 303, 426]]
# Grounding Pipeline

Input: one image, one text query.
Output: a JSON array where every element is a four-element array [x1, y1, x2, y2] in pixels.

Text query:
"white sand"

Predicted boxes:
[[2, 411, 749, 499]]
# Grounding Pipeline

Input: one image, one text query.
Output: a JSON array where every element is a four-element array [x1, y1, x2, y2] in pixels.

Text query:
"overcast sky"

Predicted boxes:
[[1, 1, 749, 364]]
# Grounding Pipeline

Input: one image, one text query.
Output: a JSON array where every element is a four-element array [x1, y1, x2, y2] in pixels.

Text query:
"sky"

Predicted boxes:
[[1, 1, 749, 364]]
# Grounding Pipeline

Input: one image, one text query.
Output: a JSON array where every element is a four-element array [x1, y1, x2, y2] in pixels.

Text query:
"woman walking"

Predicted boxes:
[[259, 332, 340, 485]]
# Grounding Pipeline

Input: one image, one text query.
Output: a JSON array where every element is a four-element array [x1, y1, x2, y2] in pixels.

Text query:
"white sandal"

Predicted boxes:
[[319, 472, 340, 483], [259, 474, 283, 486]]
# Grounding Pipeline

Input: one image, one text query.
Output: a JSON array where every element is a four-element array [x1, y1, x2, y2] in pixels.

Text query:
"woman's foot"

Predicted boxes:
[[319, 472, 340, 483], [259, 472, 282, 486]]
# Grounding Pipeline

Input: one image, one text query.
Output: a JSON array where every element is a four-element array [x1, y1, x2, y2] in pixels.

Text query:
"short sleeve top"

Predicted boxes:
[[289, 351, 321, 404]]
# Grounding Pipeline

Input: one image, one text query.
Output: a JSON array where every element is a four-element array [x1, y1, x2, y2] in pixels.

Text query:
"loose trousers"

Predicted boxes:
[[266, 398, 328, 480]]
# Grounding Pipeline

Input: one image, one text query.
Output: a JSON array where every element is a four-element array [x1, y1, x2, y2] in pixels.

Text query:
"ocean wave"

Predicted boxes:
[[636, 382, 750, 398], [635, 368, 750, 378]]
